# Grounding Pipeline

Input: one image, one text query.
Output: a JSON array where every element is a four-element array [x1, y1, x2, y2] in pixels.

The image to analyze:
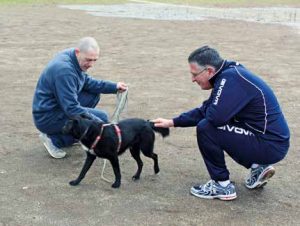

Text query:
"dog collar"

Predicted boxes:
[[79, 125, 91, 141]]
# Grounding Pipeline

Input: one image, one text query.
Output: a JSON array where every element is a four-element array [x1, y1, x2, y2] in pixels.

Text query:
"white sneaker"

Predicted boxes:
[[39, 133, 66, 159]]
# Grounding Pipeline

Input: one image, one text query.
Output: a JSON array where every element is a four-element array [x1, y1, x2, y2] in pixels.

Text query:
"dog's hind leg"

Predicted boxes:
[[108, 156, 121, 188], [130, 145, 143, 181], [140, 134, 160, 175], [150, 153, 159, 174], [69, 151, 96, 186]]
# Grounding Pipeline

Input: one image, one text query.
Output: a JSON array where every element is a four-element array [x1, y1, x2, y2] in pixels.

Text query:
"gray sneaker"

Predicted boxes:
[[190, 180, 237, 201], [39, 133, 66, 159], [245, 165, 275, 189]]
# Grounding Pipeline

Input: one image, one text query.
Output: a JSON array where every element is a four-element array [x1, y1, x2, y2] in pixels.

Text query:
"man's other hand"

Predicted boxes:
[[117, 82, 128, 92]]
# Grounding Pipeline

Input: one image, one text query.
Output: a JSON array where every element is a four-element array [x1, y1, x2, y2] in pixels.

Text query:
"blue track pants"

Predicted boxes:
[[196, 119, 288, 181]]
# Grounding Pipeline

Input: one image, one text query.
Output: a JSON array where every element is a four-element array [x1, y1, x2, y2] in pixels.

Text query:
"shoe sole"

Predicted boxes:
[[41, 142, 66, 159], [246, 166, 275, 189], [190, 190, 237, 201], [256, 169, 275, 188], [39, 135, 66, 159]]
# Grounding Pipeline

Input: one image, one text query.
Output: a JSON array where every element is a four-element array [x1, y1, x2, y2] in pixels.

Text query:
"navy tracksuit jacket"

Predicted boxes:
[[173, 61, 290, 181]]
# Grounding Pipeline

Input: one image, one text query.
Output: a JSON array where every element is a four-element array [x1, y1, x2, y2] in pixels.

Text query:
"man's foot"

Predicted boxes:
[[190, 180, 237, 201], [245, 165, 275, 189], [39, 133, 66, 159]]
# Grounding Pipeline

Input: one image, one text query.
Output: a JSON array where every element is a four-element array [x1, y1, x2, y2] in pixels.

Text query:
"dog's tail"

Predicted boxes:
[[148, 121, 170, 138]]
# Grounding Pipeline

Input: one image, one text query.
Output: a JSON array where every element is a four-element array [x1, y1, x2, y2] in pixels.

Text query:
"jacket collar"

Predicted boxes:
[[209, 60, 239, 87]]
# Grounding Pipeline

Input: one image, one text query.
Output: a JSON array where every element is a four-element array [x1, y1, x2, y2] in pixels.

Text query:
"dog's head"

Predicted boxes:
[[62, 114, 100, 140]]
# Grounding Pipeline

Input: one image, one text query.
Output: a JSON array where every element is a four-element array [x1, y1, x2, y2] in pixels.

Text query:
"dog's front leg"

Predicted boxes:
[[69, 151, 96, 186], [108, 156, 121, 188]]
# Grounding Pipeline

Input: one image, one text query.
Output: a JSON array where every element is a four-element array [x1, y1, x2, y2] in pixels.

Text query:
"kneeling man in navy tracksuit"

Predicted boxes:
[[153, 46, 290, 200]]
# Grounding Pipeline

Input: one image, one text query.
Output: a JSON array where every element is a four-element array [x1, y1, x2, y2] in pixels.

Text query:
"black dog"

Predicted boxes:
[[62, 117, 169, 188]]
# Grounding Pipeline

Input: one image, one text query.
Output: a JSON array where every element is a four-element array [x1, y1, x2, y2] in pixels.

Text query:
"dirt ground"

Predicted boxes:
[[0, 4, 299, 226]]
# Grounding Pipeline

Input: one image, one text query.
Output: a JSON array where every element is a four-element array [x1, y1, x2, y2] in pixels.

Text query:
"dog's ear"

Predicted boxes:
[[70, 116, 81, 123], [80, 113, 93, 120]]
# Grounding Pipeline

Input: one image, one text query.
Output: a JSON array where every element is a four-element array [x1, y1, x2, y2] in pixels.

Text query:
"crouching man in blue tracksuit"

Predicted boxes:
[[32, 37, 127, 159], [153, 46, 289, 200]]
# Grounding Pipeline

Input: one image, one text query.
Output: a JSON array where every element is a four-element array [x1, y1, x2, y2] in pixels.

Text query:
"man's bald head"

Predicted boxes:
[[77, 37, 100, 54], [75, 37, 100, 72]]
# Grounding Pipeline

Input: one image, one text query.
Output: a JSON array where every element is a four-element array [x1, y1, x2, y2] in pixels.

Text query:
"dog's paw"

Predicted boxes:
[[154, 167, 160, 174], [132, 175, 140, 181], [69, 180, 79, 186], [111, 181, 121, 188]]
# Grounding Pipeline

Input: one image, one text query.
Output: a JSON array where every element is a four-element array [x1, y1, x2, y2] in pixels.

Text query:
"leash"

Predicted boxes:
[[111, 88, 129, 124], [100, 88, 129, 183]]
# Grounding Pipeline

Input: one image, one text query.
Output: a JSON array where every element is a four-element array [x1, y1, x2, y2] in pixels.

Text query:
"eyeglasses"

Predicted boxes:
[[191, 67, 207, 78]]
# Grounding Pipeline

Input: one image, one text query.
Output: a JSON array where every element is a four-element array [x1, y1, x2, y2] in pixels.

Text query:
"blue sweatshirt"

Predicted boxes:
[[32, 48, 117, 127], [173, 61, 290, 143]]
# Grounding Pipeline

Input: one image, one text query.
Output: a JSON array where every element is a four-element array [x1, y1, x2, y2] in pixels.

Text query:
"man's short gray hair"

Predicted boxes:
[[77, 37, 100, 53], [188, 46, 223, 69]]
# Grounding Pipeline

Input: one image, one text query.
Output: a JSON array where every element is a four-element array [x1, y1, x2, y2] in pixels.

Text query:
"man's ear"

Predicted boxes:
[[75, 47, 80, 54], [207, 66, 216, 77]]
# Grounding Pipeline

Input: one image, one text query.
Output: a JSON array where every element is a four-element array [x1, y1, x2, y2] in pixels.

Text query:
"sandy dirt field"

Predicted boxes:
[[0, 4, 299, 226]]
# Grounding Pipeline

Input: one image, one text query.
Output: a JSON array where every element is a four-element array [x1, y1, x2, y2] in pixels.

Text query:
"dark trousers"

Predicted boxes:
[[38, 92, 108, 148], [196, 119, 288, 181]]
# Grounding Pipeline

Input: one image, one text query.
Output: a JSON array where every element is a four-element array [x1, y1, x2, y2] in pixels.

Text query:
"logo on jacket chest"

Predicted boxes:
[[213, 78, 226, 105]]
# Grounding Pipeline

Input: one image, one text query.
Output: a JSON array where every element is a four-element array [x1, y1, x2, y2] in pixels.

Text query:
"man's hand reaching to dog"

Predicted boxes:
[[152, 118, 174, 128]]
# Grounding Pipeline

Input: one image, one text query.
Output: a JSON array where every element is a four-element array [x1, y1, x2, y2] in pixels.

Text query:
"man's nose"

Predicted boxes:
[[88, 61, 95, 67]]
